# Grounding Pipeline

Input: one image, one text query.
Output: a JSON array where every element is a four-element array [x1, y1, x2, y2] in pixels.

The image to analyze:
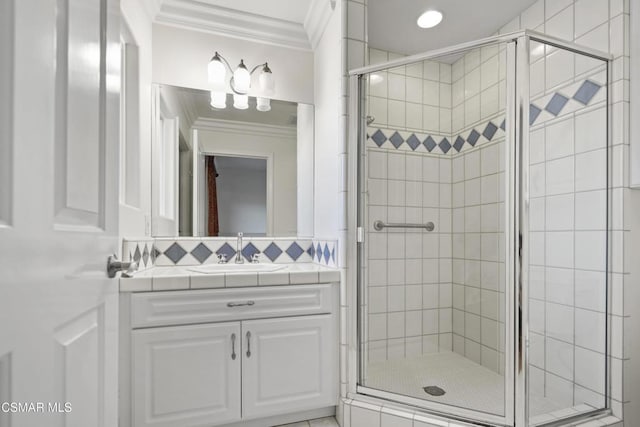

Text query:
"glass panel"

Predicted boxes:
[[526, 41, 608, 426], [359, 41, 508, 418]]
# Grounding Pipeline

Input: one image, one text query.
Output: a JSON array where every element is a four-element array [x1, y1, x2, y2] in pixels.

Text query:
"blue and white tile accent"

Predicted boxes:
[[122, 237, 339, 269], [122, 239, 156, 272], [529, 76, 605, 127]]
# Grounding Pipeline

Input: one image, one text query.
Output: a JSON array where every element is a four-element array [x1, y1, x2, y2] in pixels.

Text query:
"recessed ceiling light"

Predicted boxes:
[[417, 10, 443, 28]]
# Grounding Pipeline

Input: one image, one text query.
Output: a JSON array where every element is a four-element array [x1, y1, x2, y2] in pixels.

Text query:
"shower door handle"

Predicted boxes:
[[373, 220, 435, 232]]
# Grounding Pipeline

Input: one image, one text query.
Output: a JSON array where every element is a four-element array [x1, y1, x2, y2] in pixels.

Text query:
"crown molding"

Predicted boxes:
[[138, 0, 163, 21], [304, 0, 334, 50], [155, 0, 312, 52], [193, 117, 297, 139]]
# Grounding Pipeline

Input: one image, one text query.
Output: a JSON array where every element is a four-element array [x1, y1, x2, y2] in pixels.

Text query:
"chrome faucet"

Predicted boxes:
[[235, 232, 244, 264]]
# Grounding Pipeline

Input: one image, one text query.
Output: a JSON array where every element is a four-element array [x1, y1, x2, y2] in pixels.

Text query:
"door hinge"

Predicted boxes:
[[356, 226, 364, 243]]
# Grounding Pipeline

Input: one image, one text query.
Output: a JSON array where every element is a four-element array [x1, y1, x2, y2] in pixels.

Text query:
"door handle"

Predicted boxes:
[[107, 254, 139, 278], [231, 333, 236, 360], [246, 331, 251, 358]]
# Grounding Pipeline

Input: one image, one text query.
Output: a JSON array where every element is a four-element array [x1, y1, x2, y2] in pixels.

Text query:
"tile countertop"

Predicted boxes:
[[119, 263, 342, 292]]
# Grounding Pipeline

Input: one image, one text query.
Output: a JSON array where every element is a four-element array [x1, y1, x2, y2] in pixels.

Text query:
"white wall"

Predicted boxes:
[[152, 24, 314, 104], [196, 122, 297, 235], [313, 1, 342, 242], [119, 0, 154, 239], [216, 164, 267, 236], [297, 103, 314, 237]]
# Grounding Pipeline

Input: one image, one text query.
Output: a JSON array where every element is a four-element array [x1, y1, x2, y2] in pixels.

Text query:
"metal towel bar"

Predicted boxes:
[[373, 220, 435, 232]]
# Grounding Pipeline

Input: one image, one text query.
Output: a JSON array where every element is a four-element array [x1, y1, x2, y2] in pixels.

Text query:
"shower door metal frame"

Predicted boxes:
[[349, 30, 613, 427]]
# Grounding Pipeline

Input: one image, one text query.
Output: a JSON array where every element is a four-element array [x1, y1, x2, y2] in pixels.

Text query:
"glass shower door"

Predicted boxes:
[[358, 40, 512, 425]]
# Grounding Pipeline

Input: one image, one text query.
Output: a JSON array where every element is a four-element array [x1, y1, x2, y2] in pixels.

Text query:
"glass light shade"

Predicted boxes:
[[233, 94, 249, 110], [256, 97, 271, 112], [233, 60, 251, 93], [417, 10, 443, 28], [258, 67, 275, 96], [208, 56, 226, 86], [210, 90, 226, 109]]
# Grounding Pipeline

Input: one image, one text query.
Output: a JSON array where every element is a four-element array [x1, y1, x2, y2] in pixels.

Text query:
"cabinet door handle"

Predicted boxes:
[[231, 333, 237, 360], [246, 331, 251, 358], [227, 300, 255, 308]]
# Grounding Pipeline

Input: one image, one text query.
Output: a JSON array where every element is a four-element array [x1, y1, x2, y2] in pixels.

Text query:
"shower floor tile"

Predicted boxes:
[[365, 351, 566, 417]]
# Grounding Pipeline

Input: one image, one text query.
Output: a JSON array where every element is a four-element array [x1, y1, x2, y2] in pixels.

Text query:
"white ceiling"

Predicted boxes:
[[368, 0, 539, 56], [193, 0, 312, 23]]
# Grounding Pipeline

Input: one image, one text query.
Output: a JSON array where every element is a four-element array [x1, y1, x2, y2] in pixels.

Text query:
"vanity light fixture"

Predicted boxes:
[[208, 51, 275, 111], [417, 10, 443, 28]]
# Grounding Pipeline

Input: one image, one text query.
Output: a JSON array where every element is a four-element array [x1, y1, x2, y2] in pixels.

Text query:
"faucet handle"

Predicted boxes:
[[217, 253, 228, 264], [251, 252, 261, 264]]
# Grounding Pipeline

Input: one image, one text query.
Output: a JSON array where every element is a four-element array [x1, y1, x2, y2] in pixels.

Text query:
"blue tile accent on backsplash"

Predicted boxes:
[[453, 135, 465, 152], [263, 242, 283, 261], [573, 80, 601, 105], [545, 93, 569, 116], [323, 244, 331, 264], [467, 129, 480, 146], [423, 135, 437, 152], [500, 119, 506, 130], [371, 129, 387, 146], [164, 242, 187, 264], [483, 122, 498, 141], [134, 245, 142, 263], [286, 242, 304, 261], [216, 243, 237, 261], [389, 131, 404, 148], [191, 242, 213, 263], [439, 137, 451, 154], [406, 134, 421, 151], [142, 245, 150, 266], [530, 105, 542, 125], [241, 242, 260, 261], [124, 238, 338, 269]]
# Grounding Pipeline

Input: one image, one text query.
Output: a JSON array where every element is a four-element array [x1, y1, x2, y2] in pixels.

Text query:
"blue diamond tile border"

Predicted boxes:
[[286, 242, 305, 261], [371, 129, 387, 147], [389, 131, 404, 148], [545, 93, 569, 116], [406, 134, 421, 151], [216, 243, 236, 261], [164, 242, 187, 264], [191, 243, 213, 263], [241, 242, 260, 262], [573, 80, 601, 105], [423, 135, 437, 152], [263, 242, 283, 262]]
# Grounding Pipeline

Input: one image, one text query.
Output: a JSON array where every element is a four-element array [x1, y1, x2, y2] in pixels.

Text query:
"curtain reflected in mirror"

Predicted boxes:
[[205, 156, 267, 237]]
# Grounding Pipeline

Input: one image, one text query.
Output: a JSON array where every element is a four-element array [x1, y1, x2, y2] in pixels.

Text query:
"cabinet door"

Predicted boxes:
[[132, 322, 241, 427], [241, 314, 337, 419]]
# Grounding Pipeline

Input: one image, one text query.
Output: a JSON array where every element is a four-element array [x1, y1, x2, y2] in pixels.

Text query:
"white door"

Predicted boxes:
[[241, 315, 337, 419], [0, 0, 120, 426], [132, 323, 242, 427]]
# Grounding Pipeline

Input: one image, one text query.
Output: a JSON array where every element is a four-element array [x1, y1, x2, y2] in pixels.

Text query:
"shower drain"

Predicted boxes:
[[423, 386, 446, 396]]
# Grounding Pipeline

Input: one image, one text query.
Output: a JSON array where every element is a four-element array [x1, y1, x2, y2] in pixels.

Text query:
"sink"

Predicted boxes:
[[187, 263, 288, 274]]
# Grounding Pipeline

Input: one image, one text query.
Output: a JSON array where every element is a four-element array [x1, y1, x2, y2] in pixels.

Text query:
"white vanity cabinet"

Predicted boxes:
[[132, 322, 242, 427], [123, 283, 338, 427]]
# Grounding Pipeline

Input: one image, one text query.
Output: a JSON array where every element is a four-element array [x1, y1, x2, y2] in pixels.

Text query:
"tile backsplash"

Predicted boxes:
[[123, 237, 339, 271]]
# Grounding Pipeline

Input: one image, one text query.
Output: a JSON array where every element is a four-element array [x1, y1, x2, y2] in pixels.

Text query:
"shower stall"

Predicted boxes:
[[350, 31, 611, 426]]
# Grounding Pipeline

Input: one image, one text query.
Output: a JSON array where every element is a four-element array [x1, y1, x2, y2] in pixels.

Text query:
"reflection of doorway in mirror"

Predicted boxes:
[[205, 156, 268, 237]]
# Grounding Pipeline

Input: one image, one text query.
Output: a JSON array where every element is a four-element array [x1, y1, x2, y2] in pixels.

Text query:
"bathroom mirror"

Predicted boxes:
[[150, 84, 314, 237]]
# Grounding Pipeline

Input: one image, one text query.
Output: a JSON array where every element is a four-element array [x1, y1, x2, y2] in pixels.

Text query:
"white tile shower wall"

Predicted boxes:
[[449, 45, 507, 374], [364, 146, 453, 364], [368, 48, 452, 136], [363, 47, 453, 365]]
